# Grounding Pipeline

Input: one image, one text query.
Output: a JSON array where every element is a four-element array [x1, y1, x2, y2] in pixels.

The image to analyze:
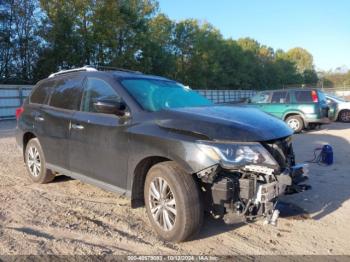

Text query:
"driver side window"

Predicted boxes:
[[251, 92, 271, 104], [81, 77, 121, 113]]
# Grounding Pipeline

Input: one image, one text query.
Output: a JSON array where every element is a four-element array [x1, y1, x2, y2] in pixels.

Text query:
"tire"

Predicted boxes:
[[24, 138, 55, 184], [144, 161, 203, 242], [285, 115, 304, 133], [338, 110, 350, 122]]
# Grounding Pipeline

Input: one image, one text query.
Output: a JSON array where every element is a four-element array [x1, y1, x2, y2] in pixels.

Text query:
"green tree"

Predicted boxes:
[[0, 0, 41, 83], [285, 47, 314, 74], [35, 0, 158, 78], [2, 0, 320, 89], [136, 13, 176, 76], [303, 69, 318, 85]]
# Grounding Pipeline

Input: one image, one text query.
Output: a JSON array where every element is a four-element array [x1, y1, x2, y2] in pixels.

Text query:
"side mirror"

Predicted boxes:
[[93, 99, 127, 116]]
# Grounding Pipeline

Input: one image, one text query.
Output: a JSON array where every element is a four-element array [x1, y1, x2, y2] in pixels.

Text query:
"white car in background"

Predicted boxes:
[[326, 94, 350, 122]]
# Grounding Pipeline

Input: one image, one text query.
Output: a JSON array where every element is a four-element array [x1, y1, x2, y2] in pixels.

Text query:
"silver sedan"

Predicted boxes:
[[326, 94, 350, 122]]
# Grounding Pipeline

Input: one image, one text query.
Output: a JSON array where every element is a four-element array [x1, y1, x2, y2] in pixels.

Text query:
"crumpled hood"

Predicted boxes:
[[156, 106, 293, 142]]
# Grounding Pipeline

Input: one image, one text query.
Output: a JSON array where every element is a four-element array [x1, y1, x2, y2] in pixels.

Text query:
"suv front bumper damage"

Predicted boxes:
[[197, 163, 310, 225]]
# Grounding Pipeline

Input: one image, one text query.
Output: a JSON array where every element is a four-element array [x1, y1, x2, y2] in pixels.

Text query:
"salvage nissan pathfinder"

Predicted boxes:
[[16, 66, 310, 242]]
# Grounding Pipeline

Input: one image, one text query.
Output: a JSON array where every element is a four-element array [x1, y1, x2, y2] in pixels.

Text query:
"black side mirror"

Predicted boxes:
[[93, 99, 127, 116]]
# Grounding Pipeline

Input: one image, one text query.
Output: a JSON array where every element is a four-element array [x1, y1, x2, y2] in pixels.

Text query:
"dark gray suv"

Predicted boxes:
[[16, 66, 310, 242]]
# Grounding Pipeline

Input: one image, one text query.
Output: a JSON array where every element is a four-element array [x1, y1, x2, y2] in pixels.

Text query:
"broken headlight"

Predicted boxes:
[[197, 141, 278, 169]]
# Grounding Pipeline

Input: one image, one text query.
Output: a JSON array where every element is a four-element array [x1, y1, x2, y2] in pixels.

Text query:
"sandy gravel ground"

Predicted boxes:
[[0, 120, 349, 256]]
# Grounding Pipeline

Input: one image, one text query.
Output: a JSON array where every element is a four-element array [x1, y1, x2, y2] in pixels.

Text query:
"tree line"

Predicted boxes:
[[1, 0, 319, 89], [320, 70, 350, 88]]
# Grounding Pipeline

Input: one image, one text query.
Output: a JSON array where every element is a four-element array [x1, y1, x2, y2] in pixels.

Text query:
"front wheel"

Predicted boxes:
[[144, 161, 203, 242], [285, 115, 304, 133], [339, 110, 350, 122]]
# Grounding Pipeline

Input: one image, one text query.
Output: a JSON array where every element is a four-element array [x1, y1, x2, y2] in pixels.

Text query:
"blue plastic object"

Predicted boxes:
[[321, 145, 333, 165]]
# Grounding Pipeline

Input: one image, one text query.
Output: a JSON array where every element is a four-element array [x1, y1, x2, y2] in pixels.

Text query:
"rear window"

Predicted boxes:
[[294, 90, 314, 103], [30, 81, 54, 104], [49, 76, 83, 110]]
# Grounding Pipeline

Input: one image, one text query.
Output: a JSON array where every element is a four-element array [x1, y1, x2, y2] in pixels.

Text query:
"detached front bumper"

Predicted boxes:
[[285, 163, 312, 193]]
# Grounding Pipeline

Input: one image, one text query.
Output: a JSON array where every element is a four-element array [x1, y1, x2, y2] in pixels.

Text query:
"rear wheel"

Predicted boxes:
[[144, 161, 203, 242], [339, 110, 350, 122], [25, 138, 55, 184], [285, 115, 304, 133]]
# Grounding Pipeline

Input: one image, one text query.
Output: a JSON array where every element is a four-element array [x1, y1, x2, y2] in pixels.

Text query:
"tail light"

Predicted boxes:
[[311, 90, 318, 103], [16, 107, 24, 120]]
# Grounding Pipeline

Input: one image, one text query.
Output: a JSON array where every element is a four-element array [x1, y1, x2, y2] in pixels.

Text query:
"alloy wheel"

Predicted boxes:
[[287, 118, 300, 131], [148, 177, 176, 231], [27, 146, 41, 177], [340, 111, 350, 122]]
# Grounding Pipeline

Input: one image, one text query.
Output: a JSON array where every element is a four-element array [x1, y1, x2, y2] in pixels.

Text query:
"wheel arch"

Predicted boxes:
[[283, 111, 306, 125], [22, 132, 37, 157], [131, 156, 171, 208], [283, 111, 304, 121]]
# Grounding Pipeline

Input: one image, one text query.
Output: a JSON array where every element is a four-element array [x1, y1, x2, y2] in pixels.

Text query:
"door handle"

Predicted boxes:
[[71, 123, 84, 130], [35, 116, 45, 122]]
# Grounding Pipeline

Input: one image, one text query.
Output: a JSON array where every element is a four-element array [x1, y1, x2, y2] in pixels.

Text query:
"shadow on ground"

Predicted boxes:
[[51, 174, 73, 183]]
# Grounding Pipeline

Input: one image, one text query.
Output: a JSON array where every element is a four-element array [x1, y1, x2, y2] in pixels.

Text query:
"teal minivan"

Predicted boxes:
[[246, 89, 332, 132]]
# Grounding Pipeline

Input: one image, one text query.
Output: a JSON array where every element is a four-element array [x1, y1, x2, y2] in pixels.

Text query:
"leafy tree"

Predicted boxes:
[[0, 0, 41, 83], [322, 70, 350, 88], [285, 47, 314, 74], [1, 0, 319, 89], [136, 14, 176, 76], [303, 69, 318, 84]]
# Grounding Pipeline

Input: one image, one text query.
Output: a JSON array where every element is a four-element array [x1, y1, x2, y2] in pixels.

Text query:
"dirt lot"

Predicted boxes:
[[0, 120, 349, 256]]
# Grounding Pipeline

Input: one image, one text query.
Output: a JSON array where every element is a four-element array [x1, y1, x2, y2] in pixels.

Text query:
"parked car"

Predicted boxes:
[[244, 88, 332, 133], [16, 66, 310, 242], [325, 93, 350, 122]]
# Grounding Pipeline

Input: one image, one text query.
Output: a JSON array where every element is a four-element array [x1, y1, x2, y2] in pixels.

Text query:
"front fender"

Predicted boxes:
[[126, 123, 218, 191]]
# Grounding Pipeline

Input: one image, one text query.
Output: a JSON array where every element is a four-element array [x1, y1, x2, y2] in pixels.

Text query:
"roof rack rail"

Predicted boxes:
[[94, 65, 142, 74], [48, 66, 98, 78]]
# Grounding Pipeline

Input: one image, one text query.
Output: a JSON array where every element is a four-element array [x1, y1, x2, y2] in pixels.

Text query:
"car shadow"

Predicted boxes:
[[196, 214, 245, 240], [51, 174, 73, 183], [195, 201, 311, 241]]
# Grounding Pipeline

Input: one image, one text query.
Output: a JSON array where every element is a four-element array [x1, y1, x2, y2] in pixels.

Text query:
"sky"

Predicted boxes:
[[158, 0, 350, 72]]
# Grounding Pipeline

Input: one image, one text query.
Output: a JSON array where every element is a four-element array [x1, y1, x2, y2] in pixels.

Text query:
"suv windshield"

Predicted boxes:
[[121, 79, 212, 112]]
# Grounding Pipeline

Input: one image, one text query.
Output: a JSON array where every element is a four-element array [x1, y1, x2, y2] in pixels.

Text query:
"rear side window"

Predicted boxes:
[[294, 90, 314, 103], [271, 91, 290, 103], [49, 76, 83, 110], [30, 81, 53, 104]]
